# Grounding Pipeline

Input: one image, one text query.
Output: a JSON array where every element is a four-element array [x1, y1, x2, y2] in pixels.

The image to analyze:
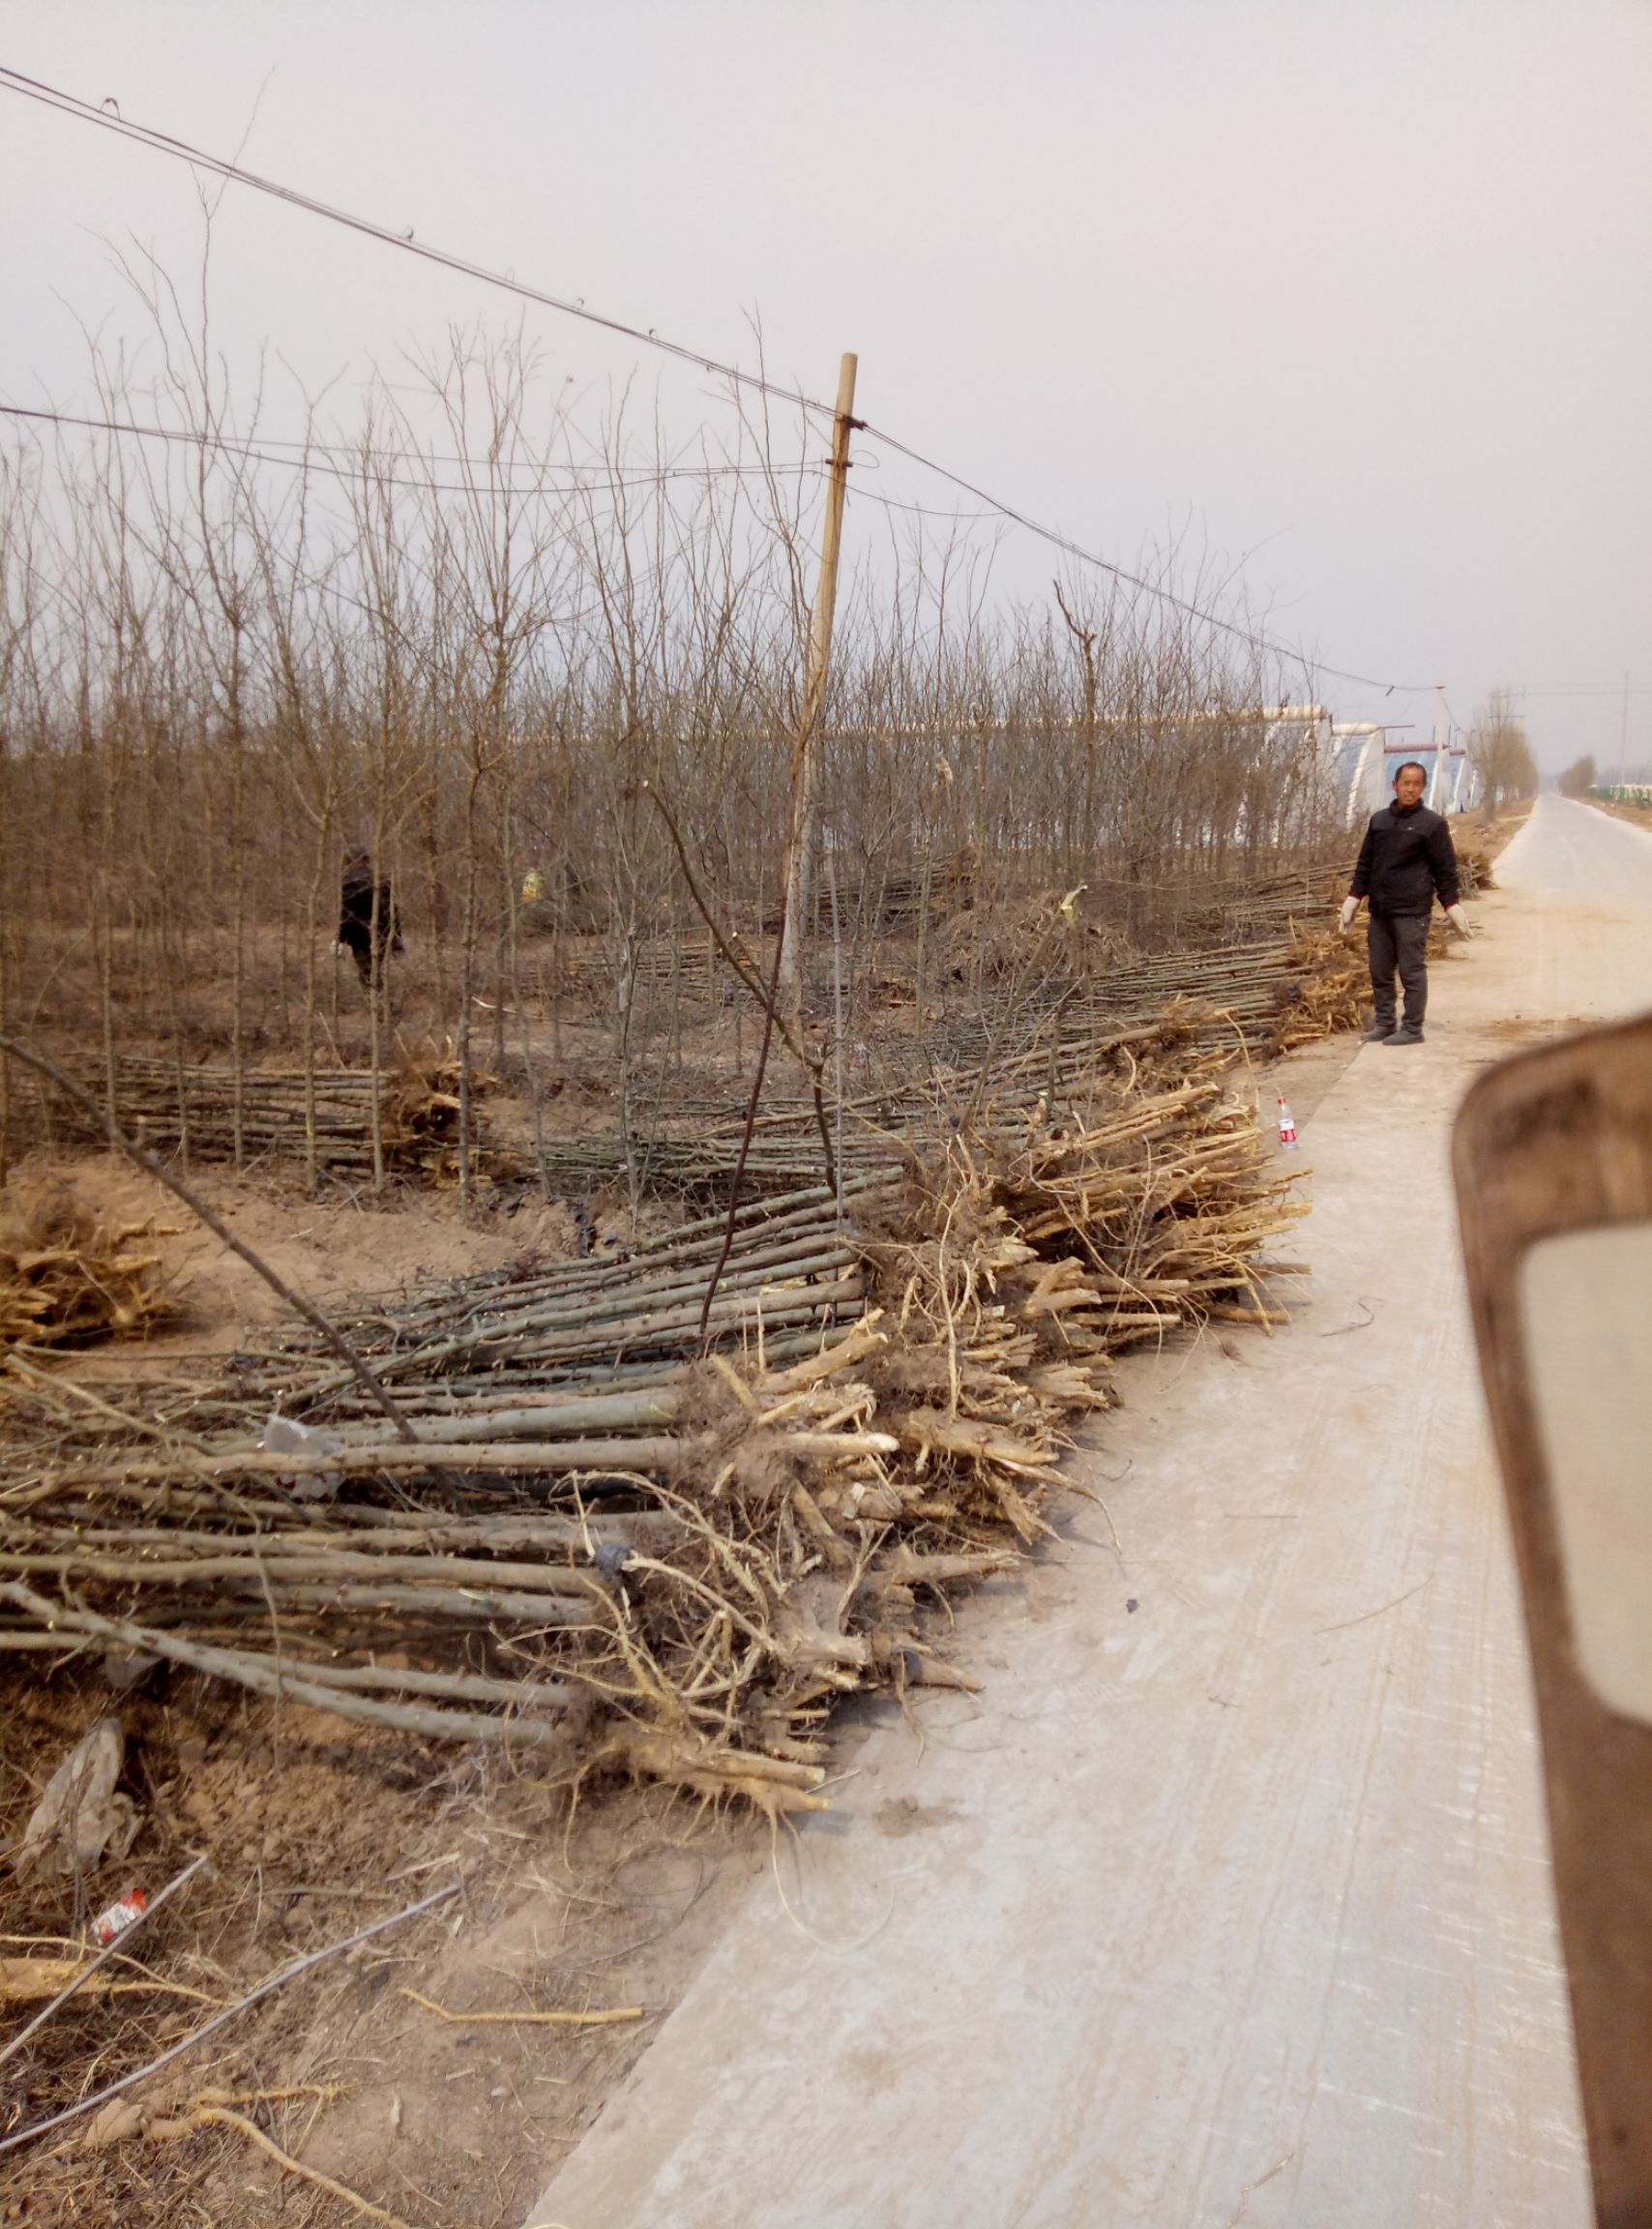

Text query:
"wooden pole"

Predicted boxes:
[[1619, 669, 1630, 790], [778, 353, 859, 1018], [698, 356, 858, 1340]]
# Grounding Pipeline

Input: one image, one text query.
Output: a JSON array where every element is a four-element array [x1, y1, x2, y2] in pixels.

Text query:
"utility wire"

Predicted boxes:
[[15, 514, 674, 655], [3, 402, 810, 476], [850, 485, 1001, 524], [849, 417, 1438, 694], [0, 401, 819, 498], [1, 60, 1436, 697], [0, 65, 830, 421]]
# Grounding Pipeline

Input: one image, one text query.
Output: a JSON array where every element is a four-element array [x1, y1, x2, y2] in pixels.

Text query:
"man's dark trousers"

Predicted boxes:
[[1369, 910, 1430, 1032]]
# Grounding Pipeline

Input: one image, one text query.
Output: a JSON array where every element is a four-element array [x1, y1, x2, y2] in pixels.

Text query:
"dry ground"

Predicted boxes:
[[0, 1154, 779, 2229], [6, 1152, 575, 1368], [1448, 794, 1533, 864], [1586, 793, 1652, 836], [0, 819, 1530, 2224], [2, 1659, 770, 2229]]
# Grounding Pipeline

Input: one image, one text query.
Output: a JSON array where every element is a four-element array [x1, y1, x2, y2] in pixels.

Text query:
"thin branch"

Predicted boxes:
[[0, 1851, 210, 2073], [0, 1880, 459, 2156], [644, 778, 837, 1219]]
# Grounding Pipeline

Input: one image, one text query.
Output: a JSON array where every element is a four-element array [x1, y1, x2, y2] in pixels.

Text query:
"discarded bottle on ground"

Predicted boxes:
[[91, 1888, 147, 1946]]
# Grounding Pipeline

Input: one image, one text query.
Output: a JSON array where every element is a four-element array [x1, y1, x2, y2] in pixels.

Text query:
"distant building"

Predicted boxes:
[[1263, 707, 1390, 827], [1262, 706, 1482, 823], [1381, 739, 1481, 815]]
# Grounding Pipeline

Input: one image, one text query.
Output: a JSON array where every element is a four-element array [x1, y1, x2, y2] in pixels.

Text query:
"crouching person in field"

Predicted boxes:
[[1339, 759, 1472, 1045], [337, 846, 402, 992]]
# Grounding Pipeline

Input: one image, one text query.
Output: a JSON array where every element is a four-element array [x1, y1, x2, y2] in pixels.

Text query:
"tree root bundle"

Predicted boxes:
[[533, 915, 1377, 1201], [943, 923, 1368, 1069], [1452, 841, 1493, 893], [530, 918, 1364, 1212], [1266, 926, 1369, 1050], [0, 1179, 179, 1352], [0, 1046, 1304, 1814]]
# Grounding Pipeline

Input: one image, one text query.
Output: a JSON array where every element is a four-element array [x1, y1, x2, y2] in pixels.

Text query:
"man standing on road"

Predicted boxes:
[[1340, 759, 1473, 1045]]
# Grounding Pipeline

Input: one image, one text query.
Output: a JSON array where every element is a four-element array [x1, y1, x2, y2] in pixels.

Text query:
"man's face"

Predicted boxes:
[[1395, 765, 1427, 810]]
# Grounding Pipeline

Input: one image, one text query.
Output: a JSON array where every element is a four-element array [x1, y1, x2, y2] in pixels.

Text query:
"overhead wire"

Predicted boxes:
[[15, 506, 680, 659], [849, 417, 1438, 694], [1, 61, 1437, 697], [848, 486, 1001, 524], [0, 65, 830, 422], [3, 406, 805, 476], [0, 401, 819, 499]]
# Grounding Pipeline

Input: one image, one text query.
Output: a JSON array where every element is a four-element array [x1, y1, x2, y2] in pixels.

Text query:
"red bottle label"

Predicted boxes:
[[91, 1890, 147, 1946]]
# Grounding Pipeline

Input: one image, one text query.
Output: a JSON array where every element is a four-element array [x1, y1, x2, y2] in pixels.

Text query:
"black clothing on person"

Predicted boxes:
[[1368, 909, 1430, 1034], [338, 857, 401, 988], [1351, 798, 1460, 1038], [1349, 800, 1460, 918]]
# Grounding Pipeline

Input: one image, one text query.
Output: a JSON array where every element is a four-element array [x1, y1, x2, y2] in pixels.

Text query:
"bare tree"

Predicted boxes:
[[1468, 689, 1539, 817], [0, 271, 1344, 1199]]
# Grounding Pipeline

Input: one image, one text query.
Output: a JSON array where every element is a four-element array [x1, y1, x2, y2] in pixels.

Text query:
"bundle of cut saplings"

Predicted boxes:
[[0, 1050, 1304, 1814]]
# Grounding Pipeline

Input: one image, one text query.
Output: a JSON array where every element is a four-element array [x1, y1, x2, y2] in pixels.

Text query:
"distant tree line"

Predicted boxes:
[[1468, 691, 1539, 813], [0, 289, 1343, 1193]]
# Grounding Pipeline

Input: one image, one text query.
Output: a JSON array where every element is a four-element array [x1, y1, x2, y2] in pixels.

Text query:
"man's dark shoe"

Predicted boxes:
[[1362, 1023, 1395, 1042], [1385, 1025, 1426, 1046]]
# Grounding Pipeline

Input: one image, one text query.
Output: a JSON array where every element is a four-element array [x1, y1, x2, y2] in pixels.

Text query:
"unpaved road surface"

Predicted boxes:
[[530, 796, 1647, 2229]]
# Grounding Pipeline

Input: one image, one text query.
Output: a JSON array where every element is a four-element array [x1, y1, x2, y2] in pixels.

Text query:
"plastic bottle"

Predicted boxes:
[[91, 1888, 147, 1947], [1277, 1096, 1298, 1149]]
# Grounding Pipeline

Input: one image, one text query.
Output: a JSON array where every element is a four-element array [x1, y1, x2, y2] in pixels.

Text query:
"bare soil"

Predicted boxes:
[[1447, 797, 1534, 870], [1, 1146, 580, 1377], [0, 1148, 779, 2229], [1589, 794, 1652, 836], [1, 1605, 767, 2229]]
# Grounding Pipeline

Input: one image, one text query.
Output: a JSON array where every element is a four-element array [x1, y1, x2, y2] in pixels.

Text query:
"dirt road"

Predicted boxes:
[[529, 796, 1646, 2229]]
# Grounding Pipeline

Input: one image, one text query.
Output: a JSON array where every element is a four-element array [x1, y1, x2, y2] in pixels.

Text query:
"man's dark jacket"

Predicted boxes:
[[1350, 802, 1460, 918], [339, 863, 400, 956]]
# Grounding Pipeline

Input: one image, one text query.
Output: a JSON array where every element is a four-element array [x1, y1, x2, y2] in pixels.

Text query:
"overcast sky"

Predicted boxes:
[[5, 0, 1649, 769]]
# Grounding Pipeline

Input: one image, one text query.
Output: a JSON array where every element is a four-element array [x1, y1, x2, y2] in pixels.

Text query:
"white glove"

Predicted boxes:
[[1446, 904, 1473, 939], [1338, 897, 1358, 933]]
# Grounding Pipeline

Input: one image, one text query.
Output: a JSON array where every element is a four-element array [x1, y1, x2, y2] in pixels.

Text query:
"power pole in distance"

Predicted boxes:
[[778, 353, 859, 1021], [1620, 669, 1631, 789]]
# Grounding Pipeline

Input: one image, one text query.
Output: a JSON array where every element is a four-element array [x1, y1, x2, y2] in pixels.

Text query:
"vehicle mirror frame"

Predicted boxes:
[[1455, 1010, 1652, 2226]]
